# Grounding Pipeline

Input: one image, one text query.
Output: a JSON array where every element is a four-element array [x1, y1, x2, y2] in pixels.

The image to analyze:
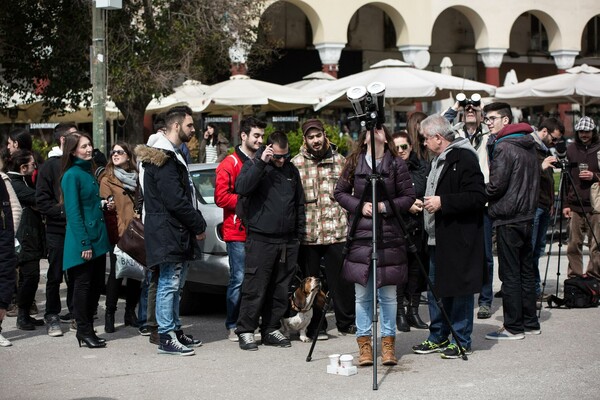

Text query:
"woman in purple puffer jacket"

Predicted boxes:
[[334, 125, 415, 367]]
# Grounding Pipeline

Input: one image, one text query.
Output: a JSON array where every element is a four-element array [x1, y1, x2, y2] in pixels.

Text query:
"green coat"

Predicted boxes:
[[61, 158, 111, 270]]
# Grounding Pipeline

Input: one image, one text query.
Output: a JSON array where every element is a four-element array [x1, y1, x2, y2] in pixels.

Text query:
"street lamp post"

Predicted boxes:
[[92, 0, 121, 155]]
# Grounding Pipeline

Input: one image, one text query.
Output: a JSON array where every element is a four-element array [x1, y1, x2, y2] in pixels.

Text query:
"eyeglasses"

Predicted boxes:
[[397, 144, 409, 151], [272, 152, 290, 160], [550, 135, 562, 143], [483, 116, 502, 124], [110, 150, 126, 156]]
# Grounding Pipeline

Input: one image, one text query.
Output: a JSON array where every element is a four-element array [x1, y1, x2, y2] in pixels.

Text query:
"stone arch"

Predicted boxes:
[[431, 5, 488, 50], [508, 10, 562, 52], [581, 15, 600, 57]]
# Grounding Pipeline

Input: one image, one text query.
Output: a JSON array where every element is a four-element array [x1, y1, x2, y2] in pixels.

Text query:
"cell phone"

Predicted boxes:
[[107, 195, 114, 202]]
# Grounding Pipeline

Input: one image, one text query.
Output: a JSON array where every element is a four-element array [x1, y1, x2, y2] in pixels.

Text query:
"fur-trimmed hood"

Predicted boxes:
[[134, 143, 173, 167]]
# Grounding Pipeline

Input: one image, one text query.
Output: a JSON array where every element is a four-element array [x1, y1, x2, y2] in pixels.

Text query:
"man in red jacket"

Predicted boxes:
[[215, 117, 266, 341]]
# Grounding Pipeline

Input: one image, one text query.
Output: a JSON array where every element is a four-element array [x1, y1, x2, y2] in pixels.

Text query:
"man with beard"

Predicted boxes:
[[290, 119, 355, 340], [563, 116, 600, 280], [530, 118, 564, 298], [215, 117, 266, 341], [443, 95, 495, 320], [234, 131, 305, 351], [136, 106, 207, 356]]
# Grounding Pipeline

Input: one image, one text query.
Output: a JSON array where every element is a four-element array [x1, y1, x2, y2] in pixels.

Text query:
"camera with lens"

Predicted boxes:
[[456, 92, 481, 108], [346, 82, 386, 130]]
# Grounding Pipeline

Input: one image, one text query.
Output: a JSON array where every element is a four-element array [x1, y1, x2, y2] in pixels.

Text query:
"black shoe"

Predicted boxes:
[[149, 329, 160, 345], [407, 306, 429, 329], [60, 313, 73, 322], [175, 330, 202, 347], [157, 332, 194, 356], [238, 333, 258, 351], [262, 330, 291, 348], [26, 315, 45, 327], [494, 291, 503, 298], [76, 333, 106, 348], [138, 326, 152, 336], [124, 308, 140, 328], [396, 307, 410, 332], [104, 312, 115, 333], [337, 324, 357, 335], [17, 315, 35, 330]]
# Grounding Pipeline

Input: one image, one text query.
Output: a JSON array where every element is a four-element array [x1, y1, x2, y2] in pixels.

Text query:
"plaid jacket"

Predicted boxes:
[[291, 144, 347, 245]]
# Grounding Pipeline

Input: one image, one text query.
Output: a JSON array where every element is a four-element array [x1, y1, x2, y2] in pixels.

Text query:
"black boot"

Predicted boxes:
[[407, 305, 429, 329], [76, 325, 106, 349], [16, 308, 35, 331], [104, 312, 115, 333], [124, 307, 139, 328], [396, 306, 410, 332]]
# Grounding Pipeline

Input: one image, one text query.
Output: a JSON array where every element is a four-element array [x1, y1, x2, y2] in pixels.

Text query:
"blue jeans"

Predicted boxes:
[[355, 276, 397, 338], [137, 269, 153, 326], [478, 209, 494, 307], [427, 246, 474, 349], [225, 242, 245, 330], [531, 207, 550, 296], [156, 262, 189, 334]]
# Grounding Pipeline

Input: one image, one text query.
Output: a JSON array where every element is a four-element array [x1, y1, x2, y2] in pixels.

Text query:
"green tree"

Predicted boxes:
[[0, 0, 275, 145]]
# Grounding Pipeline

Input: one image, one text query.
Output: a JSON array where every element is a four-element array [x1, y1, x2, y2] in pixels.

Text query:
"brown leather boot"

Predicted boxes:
[[381, 336, 398, 366], [357, 336, 373, 366]]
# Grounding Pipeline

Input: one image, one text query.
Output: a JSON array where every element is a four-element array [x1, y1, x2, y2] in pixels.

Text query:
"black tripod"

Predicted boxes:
[[306, 122, 468, 391], [541, 160, 600, 312]]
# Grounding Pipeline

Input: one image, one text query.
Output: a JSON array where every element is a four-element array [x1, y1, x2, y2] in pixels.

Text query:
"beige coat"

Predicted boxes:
[[99, 173, 136, 238], [1, 172, 22, 231]]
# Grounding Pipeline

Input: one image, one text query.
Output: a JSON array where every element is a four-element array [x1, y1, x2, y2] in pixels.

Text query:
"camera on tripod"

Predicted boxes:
[[456, 92, 481, 108], [346, 82, 386, 129]]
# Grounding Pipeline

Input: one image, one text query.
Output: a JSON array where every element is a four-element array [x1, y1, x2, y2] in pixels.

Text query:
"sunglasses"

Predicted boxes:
[[110, 150, 127, 156], [397, 144, 409, 151], [272, 152, 290, 160]]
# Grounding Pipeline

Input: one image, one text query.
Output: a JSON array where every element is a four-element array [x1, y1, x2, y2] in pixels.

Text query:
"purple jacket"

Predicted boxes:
[[334, 151, 415, 288]]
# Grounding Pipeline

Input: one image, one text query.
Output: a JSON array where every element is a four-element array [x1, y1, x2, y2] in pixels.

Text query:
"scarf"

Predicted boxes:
[[114, 167, 138, 192]]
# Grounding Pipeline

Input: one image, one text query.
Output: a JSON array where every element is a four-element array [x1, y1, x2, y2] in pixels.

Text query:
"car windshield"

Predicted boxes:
[[191, 169, 216, 204]]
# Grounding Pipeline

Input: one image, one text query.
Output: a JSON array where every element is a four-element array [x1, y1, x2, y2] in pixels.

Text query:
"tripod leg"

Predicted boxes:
[[306, 292, 332, 362]]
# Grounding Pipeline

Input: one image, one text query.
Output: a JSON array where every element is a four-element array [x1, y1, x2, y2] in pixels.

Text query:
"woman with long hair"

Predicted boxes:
[[406, 111, 428, 160], [99, 142, 142, 333], [391, 131, 429, 332], [61, 132, 111, 348], [334, 125, 415, 366], [199, 123, 229, 163], [7, 150, 45, 331]]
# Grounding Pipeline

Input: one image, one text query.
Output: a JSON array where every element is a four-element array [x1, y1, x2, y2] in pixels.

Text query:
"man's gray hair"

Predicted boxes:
[[420, 114, 455, 141]]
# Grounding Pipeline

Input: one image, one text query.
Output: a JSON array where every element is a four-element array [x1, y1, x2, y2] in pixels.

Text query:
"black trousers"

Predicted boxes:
[[235, 238, 299, 336], [68, 256, 106, 334], [397, 231, 429, 305], [45, 232, 74, 318], [16, 259, 40, 311], [105, 251, 141, 313], [496, 222, 540, 334], [298, 243, 355, 333]]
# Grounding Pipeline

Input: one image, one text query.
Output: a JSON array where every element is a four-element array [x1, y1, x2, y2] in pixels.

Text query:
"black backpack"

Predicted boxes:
[[547, 276, 600, 308]]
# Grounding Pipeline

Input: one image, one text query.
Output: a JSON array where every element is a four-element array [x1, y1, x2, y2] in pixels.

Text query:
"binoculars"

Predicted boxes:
[[456, 93, 481, 108]]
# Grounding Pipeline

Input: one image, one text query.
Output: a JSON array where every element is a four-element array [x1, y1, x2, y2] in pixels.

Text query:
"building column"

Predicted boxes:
[[398, 45, 430, 69], [479, 48, 507, 86], [229, 42, 248, 76], [551, 50, 578, 72], [315, 43, 345, 78], [551, 50, 579, 135]]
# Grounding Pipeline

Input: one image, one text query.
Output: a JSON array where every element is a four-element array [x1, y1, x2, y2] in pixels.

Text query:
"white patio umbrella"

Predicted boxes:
[[198, 74, 319, 114], [285, 71, 336, 91], [146, 79, 211, 114], [315, 59, 496, 111], [494, 64, 600, 114]]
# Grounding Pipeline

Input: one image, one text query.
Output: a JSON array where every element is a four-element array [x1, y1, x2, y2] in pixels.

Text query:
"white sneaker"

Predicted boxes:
[[228, 328, 239, 342], [0, 333, 12, 347]]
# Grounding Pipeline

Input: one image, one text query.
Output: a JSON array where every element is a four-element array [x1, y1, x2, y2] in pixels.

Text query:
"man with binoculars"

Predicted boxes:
[[443, 92, 495, 320]]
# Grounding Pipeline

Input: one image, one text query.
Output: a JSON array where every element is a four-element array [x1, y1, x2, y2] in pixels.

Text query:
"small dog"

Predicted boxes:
[[281, 277, 323, 342]]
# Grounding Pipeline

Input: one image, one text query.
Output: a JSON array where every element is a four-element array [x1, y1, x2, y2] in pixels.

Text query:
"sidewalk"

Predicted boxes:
[[1, 251, 599, 400]]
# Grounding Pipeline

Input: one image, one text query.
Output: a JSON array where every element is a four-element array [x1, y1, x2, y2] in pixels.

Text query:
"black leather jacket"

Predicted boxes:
[[486, 124, 540, 226]]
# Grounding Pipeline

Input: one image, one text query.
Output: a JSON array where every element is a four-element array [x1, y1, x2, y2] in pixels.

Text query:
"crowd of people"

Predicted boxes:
[[0, 102, 598, 364]]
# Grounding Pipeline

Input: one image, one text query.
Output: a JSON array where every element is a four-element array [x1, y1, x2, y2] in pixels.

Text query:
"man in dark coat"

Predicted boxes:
[[484, 102, 540, 340], [412, 114, 486, 359], [137, 106, 207, 356], [234, 131, 306, 351]]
